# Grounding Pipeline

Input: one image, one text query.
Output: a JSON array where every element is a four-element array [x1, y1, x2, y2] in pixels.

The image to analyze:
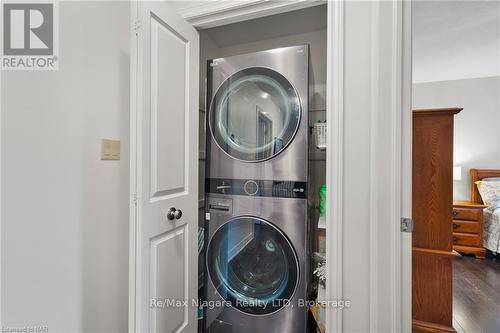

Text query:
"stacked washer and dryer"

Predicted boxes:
[[204, 45, 309, 333]]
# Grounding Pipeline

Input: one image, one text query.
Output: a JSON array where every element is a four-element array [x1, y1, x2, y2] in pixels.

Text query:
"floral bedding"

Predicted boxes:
[[483, 208, 500, 253]]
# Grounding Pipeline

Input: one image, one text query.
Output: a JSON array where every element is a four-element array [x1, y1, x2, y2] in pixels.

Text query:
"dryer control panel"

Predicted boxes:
[[206, 178, 307, 199]]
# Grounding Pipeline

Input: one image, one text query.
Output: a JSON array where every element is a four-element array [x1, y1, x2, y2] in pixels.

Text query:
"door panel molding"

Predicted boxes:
[[149, 225, 189, 332], [149, 13, 189, 200]]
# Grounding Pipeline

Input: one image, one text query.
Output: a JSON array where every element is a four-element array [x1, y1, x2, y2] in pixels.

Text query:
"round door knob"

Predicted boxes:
[[167, 207, 182, 221], [167, 208, 176, 220]]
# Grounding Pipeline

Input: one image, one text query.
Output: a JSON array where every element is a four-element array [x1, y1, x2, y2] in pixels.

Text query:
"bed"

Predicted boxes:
[[470, 169, 500, 253]]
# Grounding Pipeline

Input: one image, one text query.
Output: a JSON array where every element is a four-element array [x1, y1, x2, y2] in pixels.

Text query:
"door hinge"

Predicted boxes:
[[205, 212, 210, 221], [133, 20, 142, 33], [132, 193, 139, 205], [401, 217, 413, 233]]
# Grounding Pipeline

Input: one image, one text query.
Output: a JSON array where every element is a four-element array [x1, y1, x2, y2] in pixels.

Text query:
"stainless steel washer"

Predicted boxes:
[[204, 193, 308, 333]]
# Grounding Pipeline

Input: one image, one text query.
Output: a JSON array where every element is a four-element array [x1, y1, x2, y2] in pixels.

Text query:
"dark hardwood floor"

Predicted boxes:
[[453, 255, 500, 333]]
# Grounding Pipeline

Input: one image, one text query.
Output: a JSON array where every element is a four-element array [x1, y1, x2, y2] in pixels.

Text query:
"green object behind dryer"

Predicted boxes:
[[319, 184, 327, 217]]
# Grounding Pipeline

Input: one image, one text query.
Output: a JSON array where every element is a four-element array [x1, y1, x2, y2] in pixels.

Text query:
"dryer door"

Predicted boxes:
[[209, 67, 301, 162], [207, 216, 299, 315]]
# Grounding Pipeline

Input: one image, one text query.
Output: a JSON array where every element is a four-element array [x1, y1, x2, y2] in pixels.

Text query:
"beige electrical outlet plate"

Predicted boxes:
[[101, 139, 120, 160]]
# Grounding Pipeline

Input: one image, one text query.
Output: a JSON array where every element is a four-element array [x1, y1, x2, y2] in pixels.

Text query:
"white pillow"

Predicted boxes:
[[483, 177, 500, 181], [476, 180, 500, 210]]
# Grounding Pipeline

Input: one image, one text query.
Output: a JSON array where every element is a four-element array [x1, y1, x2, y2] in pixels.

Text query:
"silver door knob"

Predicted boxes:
[[166, 207, 182, 221]]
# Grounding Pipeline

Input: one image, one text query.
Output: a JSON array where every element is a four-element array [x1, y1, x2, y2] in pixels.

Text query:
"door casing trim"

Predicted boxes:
[[129, 1, 413, 332], [175, 0, 325, 29], [326, 1, 343, 332]]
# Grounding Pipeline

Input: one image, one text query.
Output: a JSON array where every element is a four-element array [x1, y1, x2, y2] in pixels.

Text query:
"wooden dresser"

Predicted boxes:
[[412, 108, 462, 333], [452, 200, 486, 258]]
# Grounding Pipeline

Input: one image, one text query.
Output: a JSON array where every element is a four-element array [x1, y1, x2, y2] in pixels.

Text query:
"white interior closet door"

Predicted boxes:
[[130, 1, 199, 332]]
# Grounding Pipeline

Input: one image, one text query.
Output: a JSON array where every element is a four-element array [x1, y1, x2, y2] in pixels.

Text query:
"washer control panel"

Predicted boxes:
[[206, 178, 307, 199], [243, 180, 259, 196]]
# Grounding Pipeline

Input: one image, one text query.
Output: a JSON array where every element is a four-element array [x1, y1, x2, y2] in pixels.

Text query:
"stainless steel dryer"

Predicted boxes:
[[204, 192, 308, 333], [206, 45, 309, 182]]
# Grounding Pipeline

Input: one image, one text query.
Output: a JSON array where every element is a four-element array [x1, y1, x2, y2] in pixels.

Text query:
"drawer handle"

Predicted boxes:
[[453, 210, 459, 217], [453, 223, 460, 229], [453, 236, 459, 242]]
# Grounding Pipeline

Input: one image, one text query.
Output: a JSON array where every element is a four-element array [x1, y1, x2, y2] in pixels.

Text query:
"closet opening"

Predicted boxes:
[[196, 4, 328, 332]]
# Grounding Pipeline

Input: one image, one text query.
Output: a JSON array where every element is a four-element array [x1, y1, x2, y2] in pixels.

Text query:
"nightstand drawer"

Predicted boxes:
[[453, 233, 480, 247], [452, 220, 480, 233], [452, 208, 481, 221]]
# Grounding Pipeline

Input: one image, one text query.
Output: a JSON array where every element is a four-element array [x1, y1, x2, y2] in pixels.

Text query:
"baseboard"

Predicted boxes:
[[413, 319, 456, 333]]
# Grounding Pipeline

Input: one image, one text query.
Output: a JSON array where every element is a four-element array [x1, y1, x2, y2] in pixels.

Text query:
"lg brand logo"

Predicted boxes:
[[2, 2, 58, 70]]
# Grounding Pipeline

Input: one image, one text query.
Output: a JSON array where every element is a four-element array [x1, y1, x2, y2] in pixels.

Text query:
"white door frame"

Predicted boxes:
[[401, 1, 413, 331], [324, 1, 412, 332], [173, 0, 325, 29], [129, 3, 139, 331], [129, 1, 413, 332], [326, 1, 344, 332]]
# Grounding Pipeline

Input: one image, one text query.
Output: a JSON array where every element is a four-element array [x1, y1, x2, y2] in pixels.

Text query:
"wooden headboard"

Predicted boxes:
[[470, 169, 500, 204]]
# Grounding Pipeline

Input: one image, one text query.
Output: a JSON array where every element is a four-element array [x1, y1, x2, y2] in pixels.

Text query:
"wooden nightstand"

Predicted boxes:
[[452, 200, 487, 258]]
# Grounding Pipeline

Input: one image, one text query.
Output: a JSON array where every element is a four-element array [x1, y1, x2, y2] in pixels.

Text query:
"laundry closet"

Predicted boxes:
[[196, 5, 328, 332]]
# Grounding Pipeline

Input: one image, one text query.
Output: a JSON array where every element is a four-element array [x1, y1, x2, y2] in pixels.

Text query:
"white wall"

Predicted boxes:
[[412, 1, 500, 83], [413, 76, 500, 200], [1, 2, 130, 332]]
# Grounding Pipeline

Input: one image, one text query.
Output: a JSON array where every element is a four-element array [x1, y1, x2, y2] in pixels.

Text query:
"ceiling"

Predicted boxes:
[[171, 1, 499, 83], [413, 0, 500, 83], [202, 4, 327, 47]]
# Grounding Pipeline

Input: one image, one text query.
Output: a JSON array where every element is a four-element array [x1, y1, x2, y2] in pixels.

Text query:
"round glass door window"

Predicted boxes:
[[207, 216, 299, 315], [209, 67, 301, 162]]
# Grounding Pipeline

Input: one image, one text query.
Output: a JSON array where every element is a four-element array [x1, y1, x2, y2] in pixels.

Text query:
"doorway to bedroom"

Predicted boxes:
[[411, 1, 500, 332]]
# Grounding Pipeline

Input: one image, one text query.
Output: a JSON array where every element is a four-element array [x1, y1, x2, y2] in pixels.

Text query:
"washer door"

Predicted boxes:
[[207, 216, 299, 315], [209, 67, 301, 162]]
